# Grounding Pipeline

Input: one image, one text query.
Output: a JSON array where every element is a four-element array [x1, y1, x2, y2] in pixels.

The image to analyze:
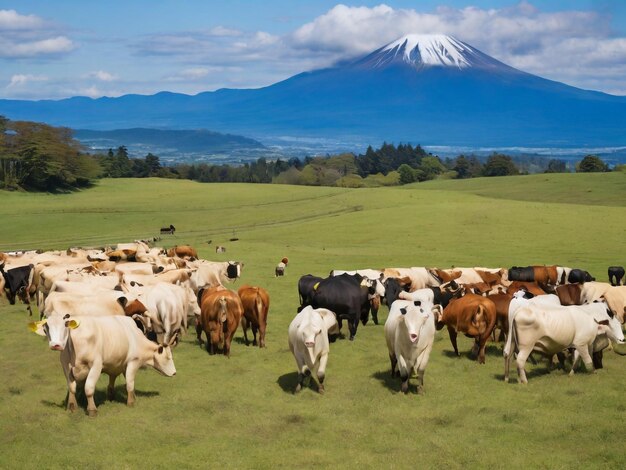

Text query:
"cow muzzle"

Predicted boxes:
[[410, 333, 418, 343], [49, 343, 63, 351], [305, 341, 315, 348]]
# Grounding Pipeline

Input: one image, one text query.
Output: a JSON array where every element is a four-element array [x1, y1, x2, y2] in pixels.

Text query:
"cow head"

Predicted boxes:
[[597, 307, 626, 344], [28, 314, 80, 351], [152, 339, 177, 377], [399, 301, 429, 343]]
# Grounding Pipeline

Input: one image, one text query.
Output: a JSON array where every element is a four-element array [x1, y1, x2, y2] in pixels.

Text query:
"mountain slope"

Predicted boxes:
[[1, 34, 625, 147]]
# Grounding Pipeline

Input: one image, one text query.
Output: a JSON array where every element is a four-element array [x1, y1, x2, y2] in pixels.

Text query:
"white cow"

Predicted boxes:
[[29, 314, 176, 417], [288, 306, 338, 394], [121, 282, 199, 345], [504, 303, 624, 384], [601, 286, 626, 324], [42, 290, 128, 318], [384, 299, 439, 394], [383, 267, 441, 292], [189, 261, 243, 292], [580, 282, 612, 304]]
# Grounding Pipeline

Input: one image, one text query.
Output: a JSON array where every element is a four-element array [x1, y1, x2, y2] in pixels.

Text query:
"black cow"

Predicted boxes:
[[383, 277, 409, 306], [508, 266, 535, 282], [298, 274, 324, 307], [306, 273, 375, 341], [0, 263, 34, 315], [608, 266, 625, 286], [160, 224, 176, 235], [568, 268, 595, 284]]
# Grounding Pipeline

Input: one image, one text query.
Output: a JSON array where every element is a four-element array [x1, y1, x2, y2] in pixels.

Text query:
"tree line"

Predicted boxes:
[[0, 116, 617, 192]]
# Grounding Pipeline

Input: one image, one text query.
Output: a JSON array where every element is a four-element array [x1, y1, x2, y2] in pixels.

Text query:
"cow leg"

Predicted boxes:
[[241, 317, 250, 346], [447, 325, 460, 356], [349, 318, 358, 341], [251, 323, 258, 347], [107, 374, 117, 401], [83, 361, 103, 417], [62, 356, 78, 412], [477, 334, 490, 364], [125, 362, 141, 407], [389, 353, 398, 377], [195, 323, 204, 345], [573, 346, 594, 374], [258, 322, 266, 348], [295, 373, 305, 393], [317, 353, 328, 395], [397, 355, 410, 394], [592, 350, 604, 369], [515, 349, 531, 384], [504, 351, 512, 383]]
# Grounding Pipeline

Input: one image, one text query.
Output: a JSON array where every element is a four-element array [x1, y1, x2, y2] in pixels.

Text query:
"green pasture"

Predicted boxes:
[[1, 174, 625, 469]]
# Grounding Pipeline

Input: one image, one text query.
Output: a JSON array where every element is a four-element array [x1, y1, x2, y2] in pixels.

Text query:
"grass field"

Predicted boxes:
[[1, 173, 625, 469]]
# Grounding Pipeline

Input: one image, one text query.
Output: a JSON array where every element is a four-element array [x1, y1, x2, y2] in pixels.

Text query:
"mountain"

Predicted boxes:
[[1, 34, 625, 148]]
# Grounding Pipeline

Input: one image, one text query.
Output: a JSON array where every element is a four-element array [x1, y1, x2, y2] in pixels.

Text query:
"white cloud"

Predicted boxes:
[[85, 70, 118, 81], [7, 74, 48, 87], [0, 9, 75, 59]]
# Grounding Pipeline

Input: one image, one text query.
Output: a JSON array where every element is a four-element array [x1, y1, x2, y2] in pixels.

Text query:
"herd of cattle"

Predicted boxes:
[[1, 245, 626, 414]]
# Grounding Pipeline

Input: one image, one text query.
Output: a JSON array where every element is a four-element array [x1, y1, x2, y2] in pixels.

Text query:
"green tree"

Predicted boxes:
[[398, 164, 416, 184], [577, 155, 609, 173], [483, 153, 519, 177], [545, 159, 567, 173]]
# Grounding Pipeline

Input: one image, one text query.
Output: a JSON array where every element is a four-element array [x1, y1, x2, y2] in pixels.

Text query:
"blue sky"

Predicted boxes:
[[1, 1, 625, 99]]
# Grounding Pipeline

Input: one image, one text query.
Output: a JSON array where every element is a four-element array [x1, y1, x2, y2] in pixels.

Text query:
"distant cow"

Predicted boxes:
[[608, 266, 625, 286], [215, 246, 226, 254], [0, 262, 35, 315], [275, 259, 288, 277], [238, 285, 270, 348], [568, 269, 595, 284], [167, 245, 198, 260], [160, 225, 175, 235]]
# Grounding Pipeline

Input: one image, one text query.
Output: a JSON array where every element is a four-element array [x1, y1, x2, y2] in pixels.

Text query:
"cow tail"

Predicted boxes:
[[219, 296, 229, 332], [503, 307, 518, 358], [255, 292, 264, 319]]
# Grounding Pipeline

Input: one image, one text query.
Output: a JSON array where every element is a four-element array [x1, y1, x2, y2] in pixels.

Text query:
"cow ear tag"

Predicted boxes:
[[313, 282, 320, 290], [28, 321, 43, 332], [66, 319, 80, 329]]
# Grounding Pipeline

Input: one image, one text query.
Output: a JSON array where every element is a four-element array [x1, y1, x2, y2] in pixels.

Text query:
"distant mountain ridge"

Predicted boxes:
[[1, 34, 625, 149]]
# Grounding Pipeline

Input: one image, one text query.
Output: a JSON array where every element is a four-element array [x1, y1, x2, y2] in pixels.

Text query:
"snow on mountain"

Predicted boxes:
[[355, 34, 515, 72]]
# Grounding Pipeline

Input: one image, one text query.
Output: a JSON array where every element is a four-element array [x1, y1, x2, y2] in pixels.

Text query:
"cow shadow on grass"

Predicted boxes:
[[277, 372, 323, 395], [371, 370, 401, 394], [440, 343, 503, 361], [41, 387, 160, 412]]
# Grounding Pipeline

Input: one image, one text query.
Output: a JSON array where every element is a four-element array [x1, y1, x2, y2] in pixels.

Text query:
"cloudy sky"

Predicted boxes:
[[1, 0, 625, 100]]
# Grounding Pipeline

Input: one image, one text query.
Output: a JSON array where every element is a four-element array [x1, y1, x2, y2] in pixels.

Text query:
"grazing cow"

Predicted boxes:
[[121, 282, 199, 346], [196, 287, 244, 356], [275, 261, 286, 277], [189, 261, 243, 292], [304, 273, 379, 340], [568, 269, 595, 284], [29, 314, 176, 416], [160, 225, 175, 235], [508, 266, 535, 283], [238, 285, 270, 348], [580, 281, 612, 304], [288, 306, 338, 394], [503, 303, 624, 384], [436, 293, 497, 363], [556, 284, 583, 306], [215, 246, 226, 254], [167, 245, 198, 260], [384, 300, 439, 394], [608, 266, 625, 286], [602, 286, 626, 324], [0, 263, 35, 314], [383, 267, 441, 292], [506, 281, 547, 297]]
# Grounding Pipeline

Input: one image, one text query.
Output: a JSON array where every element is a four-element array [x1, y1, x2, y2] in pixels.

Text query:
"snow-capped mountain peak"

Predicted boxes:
[[356, 34, 510, 72]]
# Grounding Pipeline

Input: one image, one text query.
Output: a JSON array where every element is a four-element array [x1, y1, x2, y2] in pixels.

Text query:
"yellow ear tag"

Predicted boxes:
[[28, 321, 43, 332], [313, 282, 320, 290], [66, 319, 80, 329]]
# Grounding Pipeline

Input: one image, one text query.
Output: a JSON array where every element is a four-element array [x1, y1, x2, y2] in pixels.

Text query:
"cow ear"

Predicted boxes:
[[400, 308, 407, 316], [65, 319, 80, 329], [117, 296, 128, 308], [28, 320, 47, 336], [524, 291, 535, 299], [413, 300, 421, 306], [450, 280, 458, 290], [158, 346, 164, 354]]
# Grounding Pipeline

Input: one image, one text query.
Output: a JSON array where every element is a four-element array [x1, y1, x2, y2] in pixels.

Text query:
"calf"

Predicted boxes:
[[238, 285, 270, 348], [288, 306, 338, 394], [29, 314, 176, 417], [436, 293, 497, 363]]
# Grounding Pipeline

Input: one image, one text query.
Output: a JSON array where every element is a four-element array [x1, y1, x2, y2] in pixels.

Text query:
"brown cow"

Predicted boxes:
[[475, 269, 507, 286], [436, 293, 497, 364], [167, 245, 198, 260], [556, 284, 582, 306], [196, 287, 243, 356], [237, 285, 270, 348], [486, 292, 515, 341], [506, 281, 547, 297], [429, 268, 461, 283]]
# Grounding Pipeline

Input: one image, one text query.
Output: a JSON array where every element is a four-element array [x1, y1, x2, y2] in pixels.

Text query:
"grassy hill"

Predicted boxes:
[[1, 173, 625, 468]]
